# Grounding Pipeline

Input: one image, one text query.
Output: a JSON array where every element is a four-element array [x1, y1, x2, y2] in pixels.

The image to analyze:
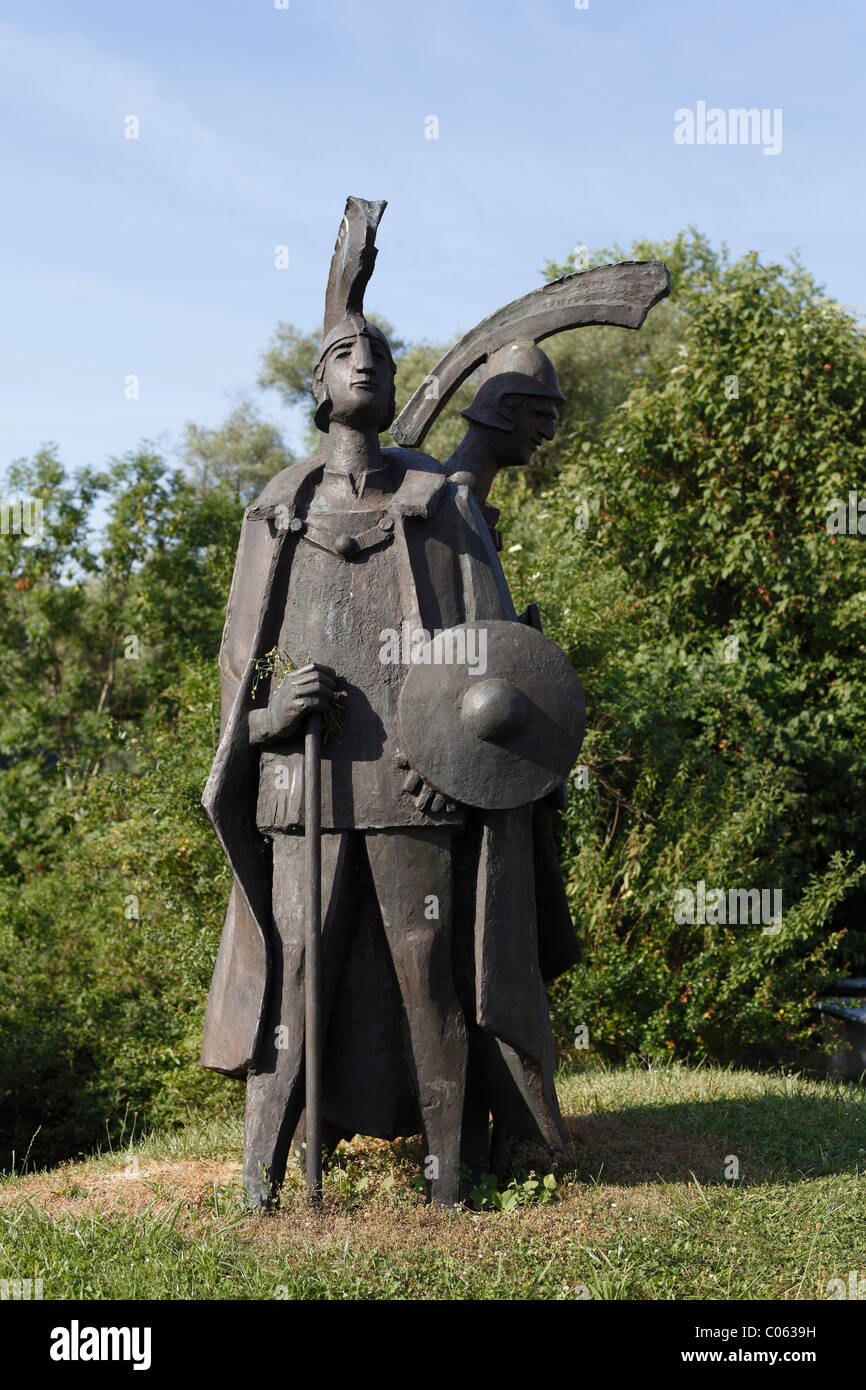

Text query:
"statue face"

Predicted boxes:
[[496, 396, 558, 467], [322, 330, 393, 430]]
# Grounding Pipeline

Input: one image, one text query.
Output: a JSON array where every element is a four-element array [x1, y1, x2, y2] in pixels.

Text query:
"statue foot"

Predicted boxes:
[[428, 1159, 461, 1207], [242, 1164, 280, 1214]]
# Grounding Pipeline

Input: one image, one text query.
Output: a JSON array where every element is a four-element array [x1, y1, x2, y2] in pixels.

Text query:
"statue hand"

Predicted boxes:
[[393, 749, 458, 815], [250, 662, 338, 744]]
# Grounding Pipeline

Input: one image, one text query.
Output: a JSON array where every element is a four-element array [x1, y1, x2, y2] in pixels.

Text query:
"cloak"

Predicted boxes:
[[200, 447, 579, 1147]]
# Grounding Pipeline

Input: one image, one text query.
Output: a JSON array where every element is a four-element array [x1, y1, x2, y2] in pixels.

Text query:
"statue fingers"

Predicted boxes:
[[293, 668, 336, 689], [291, 693, 332, 716], [296, 660, 337, 680], [293, 674, 336, 697]]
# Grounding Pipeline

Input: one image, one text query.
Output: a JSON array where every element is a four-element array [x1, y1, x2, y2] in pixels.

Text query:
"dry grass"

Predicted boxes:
[[0, 1158, 242, 1221]]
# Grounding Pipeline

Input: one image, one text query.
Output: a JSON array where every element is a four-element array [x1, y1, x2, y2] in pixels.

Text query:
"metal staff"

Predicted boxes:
[[304, 711, 322, 1204]]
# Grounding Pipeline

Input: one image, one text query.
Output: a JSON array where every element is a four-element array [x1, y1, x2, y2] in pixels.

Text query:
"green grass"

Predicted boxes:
[[1, 1062, 864, 1300]]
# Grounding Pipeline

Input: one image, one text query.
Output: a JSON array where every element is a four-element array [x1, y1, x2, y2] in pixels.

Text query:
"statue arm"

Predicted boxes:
[[248, 706, 276, 746]]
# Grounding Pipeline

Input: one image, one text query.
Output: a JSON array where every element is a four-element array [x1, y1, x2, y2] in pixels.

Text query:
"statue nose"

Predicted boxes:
[[353, 340, 376, 370]]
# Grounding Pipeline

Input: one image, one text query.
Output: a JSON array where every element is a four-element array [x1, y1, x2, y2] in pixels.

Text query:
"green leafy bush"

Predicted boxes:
[[500, 246, 866, 1065], [0, 454, 244, 1168], [0, 662, 238, 1168]]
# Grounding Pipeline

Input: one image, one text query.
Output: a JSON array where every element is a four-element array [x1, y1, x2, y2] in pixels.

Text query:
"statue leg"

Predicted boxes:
[[364, 828, 467, 1206], [242, 830, 354, 1211], [460, 1052, 492, 1185]]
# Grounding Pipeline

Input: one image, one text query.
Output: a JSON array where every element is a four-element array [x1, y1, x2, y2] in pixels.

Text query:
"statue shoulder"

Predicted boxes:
[[217, 455, 325, 697], [250, 452, 326, 513], [382, 446, 447, 478], [382, 447, 450, 519]]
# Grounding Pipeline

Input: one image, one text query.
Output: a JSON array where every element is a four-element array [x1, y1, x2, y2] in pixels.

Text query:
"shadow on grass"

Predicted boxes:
[[523, 1093, 866, 1188]]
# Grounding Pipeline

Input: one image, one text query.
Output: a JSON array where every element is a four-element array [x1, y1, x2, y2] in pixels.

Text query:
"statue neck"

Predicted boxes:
[[448, 427, 503, 502], [326, 422, 382, 476]]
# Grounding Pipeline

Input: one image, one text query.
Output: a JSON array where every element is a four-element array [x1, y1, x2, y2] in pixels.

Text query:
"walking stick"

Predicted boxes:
[[304, 711, 322, 1205]]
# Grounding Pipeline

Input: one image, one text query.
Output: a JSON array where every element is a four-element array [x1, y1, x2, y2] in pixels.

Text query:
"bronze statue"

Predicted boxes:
[[201, 197, 669, 1208]]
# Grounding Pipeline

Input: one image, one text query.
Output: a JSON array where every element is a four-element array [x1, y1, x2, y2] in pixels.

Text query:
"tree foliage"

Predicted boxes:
[[182, 399, 293, 501], [0, 454, 243, 1165], [501, 242, 866, 1063]]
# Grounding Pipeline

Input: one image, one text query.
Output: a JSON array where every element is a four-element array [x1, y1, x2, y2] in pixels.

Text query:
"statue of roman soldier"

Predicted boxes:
[[201, 197, 669, 1208]]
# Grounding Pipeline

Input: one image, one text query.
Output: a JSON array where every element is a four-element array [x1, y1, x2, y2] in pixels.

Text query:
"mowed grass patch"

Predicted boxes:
[[1, 1063, 864, 1300]]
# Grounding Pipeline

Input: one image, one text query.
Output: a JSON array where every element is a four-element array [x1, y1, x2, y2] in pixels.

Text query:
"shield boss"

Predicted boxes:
[[398, 620, 585, 810]]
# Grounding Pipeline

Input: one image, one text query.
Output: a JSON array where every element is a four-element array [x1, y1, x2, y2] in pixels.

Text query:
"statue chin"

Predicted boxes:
[[329, 402, 391, 433]]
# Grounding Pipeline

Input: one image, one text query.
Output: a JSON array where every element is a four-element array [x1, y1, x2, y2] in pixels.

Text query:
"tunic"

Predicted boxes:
[[254, 461, 492, 831]]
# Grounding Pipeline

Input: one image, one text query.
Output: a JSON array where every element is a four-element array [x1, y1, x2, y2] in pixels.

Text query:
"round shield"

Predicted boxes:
[[398, 620, 585, 811]]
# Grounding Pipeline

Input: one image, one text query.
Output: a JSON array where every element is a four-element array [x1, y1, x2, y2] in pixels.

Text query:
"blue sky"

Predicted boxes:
[[1, 0, 863, 472]]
